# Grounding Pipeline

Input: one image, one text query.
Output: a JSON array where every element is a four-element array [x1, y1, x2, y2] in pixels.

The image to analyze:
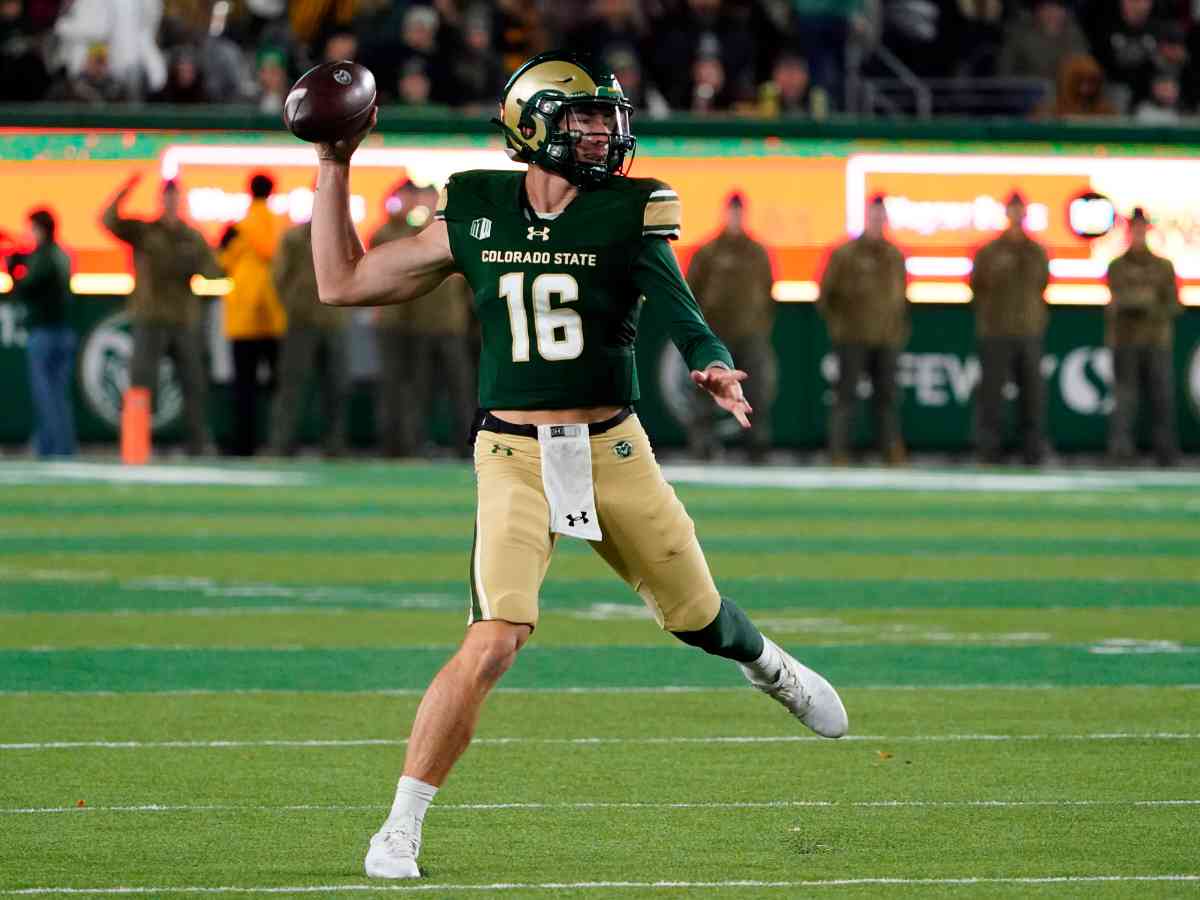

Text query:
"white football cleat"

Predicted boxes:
[[364, 816, 422, 879], [740, 642, 849, 738]]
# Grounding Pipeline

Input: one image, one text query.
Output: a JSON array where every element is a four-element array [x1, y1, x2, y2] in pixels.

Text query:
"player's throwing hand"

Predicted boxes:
[[316, 107, 378, 165], [691, 366, 753, 429]]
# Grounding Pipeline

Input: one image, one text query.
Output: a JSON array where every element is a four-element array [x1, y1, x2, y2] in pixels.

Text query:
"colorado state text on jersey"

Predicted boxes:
[[480, 250, 599, 267]]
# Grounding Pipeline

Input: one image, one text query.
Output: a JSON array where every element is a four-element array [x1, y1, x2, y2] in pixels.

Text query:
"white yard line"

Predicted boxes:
[[1, 875, 1197, 894], [3, 732, 1197, 751], [4, 799, 1198, 816]]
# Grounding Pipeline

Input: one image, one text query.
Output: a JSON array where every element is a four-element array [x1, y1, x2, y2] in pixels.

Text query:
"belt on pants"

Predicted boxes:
[[473, 406, 634, 441]]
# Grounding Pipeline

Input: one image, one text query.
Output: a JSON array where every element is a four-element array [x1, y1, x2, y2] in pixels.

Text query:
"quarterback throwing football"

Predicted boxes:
[[310, 51, 848, 879]]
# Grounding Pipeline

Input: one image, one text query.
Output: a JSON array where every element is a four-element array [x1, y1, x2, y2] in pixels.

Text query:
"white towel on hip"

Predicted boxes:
[[537, 423, 602, 541]]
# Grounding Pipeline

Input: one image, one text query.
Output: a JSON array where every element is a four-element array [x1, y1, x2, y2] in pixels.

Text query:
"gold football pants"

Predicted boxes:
[[470, 414, 720, 632]]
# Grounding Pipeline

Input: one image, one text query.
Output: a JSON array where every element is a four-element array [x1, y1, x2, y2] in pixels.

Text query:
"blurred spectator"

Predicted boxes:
[[817, 196, 909, 466], [371, 182, 476, 459], [792, 0, 868, 105], [954, 0, 1008, 76], [1088, 0, 1161, 105], [996, 0, 1090, 85], [55, 0, 167, 100], [47, 42, 127, 104], [23, 0, 60, 33], [397, 56, 434, 106], [969, 192, 1051, 466], [100, 175, 222, 457], [195, 3, 256, 104], [267, 218, 350, 458], [1105, 206, 1181, 466], [6, 209, 76, 458], [686, 192, 777, 463], [649, 0, 758, 110], [492, 0, 550, 75], [565, 0, 647, 64], [1158, 20, 1200, 108], [366, 5, 445, 104], [252, 46, 289, 114], [607, 44, 670, 119], [690, 45, 732, 112], [1134, 66, 1184, 120], [216, 172, 287, 457], [242, 0, 288, 46], [290, 0, 357, 49], [1044, 53, 1120, 116], [152, 46, 207, 103], [758, 51, 828, 117], [321, 25, 358, 62], [880, 0, 966, 78], [445, 7, 506, 108], [0, 0, 49, 101]]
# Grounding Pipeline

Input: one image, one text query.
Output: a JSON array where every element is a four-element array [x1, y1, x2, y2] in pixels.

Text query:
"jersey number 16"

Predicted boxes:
[[499, 272, 583, 363]]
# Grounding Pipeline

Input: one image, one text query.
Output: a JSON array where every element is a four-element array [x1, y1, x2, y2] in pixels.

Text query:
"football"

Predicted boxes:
[[283, 60, 377, 144]]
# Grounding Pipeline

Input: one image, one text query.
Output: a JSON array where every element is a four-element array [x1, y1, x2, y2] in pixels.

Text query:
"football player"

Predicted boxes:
[[310, 51, 849, 880]]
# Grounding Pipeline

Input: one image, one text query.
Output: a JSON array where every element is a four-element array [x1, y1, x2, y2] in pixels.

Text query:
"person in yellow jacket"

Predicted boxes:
[[218, 172, 288, 456]]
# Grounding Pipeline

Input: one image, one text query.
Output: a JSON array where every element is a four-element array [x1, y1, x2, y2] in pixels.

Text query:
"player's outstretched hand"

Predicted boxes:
[[317, 106, 378, 165], [691, 366, 752, 429], [115, 173, 142, 197]]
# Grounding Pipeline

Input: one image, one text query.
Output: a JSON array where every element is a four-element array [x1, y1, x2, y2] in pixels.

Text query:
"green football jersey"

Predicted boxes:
[[437, 170, 732, 410]]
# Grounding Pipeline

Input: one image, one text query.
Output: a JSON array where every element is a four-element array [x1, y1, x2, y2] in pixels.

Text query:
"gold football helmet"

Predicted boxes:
[[493, 51, 636, 188]]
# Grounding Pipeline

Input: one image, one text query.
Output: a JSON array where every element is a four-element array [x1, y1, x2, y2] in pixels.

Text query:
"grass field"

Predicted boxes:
[[1, 459, 1198, 898]]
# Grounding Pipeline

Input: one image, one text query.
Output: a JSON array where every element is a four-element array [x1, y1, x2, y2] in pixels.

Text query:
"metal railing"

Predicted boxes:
[[862, 76, 1053, 119]]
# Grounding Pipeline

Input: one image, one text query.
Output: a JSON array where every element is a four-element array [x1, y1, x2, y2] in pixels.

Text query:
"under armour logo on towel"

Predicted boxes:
[[491, 443, 513, 456], [527, 226, 551, 242], [565, 511, 590, 527]]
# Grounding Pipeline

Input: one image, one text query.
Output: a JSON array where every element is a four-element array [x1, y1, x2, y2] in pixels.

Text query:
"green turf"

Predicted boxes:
[[0, 461, 1196, 897]]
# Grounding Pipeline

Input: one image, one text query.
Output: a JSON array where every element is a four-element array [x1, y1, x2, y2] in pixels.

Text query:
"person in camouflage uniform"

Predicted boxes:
[[686, 192, 776, 462], [101, 174, 223, 456], [817, 195, 909, 465], [267, 219, 350, 457], [969, 192, 1051, 465], [370, 182, 476, 458], [1105, 207, 1182, 466]]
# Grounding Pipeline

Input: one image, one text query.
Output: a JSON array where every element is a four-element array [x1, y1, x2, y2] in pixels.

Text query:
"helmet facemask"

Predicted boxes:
[[517, 94, 636, 188]]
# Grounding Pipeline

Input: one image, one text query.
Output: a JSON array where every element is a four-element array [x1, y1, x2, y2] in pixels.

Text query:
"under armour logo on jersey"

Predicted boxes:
[[565, 511, 590, 527], [527, 226, 551, 242], [491, 443, 513, 456]]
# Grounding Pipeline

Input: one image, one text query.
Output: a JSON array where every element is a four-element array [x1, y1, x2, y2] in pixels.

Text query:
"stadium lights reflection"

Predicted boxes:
[[905, 257, 974, 277], [191, 276, 233, 296], [769, 280, 1200, 306], [70, 273, 134, 294], [1, 273, 1197, 307]]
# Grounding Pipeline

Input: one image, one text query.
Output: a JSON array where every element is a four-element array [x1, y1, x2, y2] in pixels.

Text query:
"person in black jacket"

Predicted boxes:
[[7, 209, 76, 457]]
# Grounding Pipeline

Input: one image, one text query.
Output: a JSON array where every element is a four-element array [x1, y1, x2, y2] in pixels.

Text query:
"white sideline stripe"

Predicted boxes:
[[5, 799, 1198, 816], [661, 463, 1200, 493], [0, 462, 310, 487], [4, 732, 1198, 751], [3, 684, 1198, 697], [2, 876, 1197, 894]]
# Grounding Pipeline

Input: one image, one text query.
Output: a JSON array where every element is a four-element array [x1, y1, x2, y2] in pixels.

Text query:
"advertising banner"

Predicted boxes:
[[2, 127, 1199, 451]]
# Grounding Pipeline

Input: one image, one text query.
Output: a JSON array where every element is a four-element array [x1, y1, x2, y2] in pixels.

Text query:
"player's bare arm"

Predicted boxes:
[[312, 111, 457, 307]]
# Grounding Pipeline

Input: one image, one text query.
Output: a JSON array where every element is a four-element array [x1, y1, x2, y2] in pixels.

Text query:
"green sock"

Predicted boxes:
[[672, 598, 765, 664]]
